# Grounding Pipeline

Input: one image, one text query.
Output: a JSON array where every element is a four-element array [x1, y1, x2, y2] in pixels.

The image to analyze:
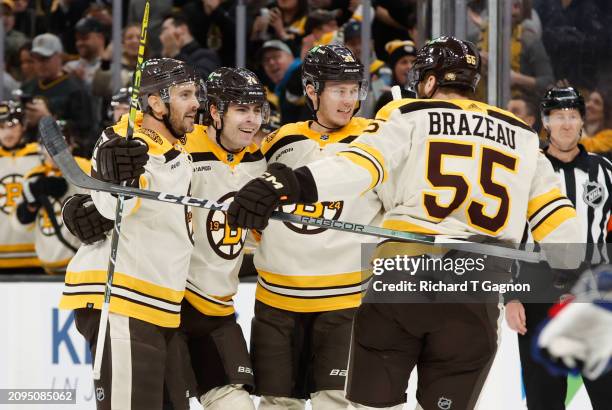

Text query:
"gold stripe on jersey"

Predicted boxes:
[[26, 157, 91, 179], [0, 242, 40, 268], [527, 188, 567, 218], [185, 125, 261, 167], [60, 270, 184, 327], [41, 257, 72, 274], [338, 141, 387, 191], [261, 118, 376, 154], [0, 142, 40, 158], [0, 243, 36, 252], [255, 269, 368, 312], [530, 205, 577, 241], [109, 112, 184, 158], [185, 288, 235, 316], [0, 257, 40, 268], [375, 98, 531, 133], [382, 219, 440, 235]]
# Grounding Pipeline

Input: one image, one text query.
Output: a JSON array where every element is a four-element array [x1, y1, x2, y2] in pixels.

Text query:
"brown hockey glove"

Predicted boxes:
[[96, 137, 148, 185], [62, 194, 114, 244]]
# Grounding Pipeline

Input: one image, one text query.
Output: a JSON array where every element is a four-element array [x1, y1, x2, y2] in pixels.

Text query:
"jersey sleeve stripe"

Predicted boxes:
[[338, 150, 381, 191], [530, 205, 577, 241], [340, 141, 387, 187], [527, 188, 567, 219]]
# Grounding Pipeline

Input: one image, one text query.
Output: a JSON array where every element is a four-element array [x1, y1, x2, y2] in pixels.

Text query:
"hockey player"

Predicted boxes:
[[228, 37, 582, 409], [177, 67, 268, 409], [249, 44, 383, 409], [15, 126, 90, 274], [59, 58, 201, 410], [0, 101, 43, 273]]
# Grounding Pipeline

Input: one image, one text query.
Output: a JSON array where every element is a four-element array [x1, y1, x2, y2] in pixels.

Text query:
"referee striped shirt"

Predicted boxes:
[[544, 144, 612, 263]]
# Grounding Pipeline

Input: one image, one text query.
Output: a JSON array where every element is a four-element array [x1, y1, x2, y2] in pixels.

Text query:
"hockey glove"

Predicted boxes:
[[534, 302, 612, 380], [22, 175, 69, 206], [16, 201, 38, 224], [62, 194, 114, 244], [97, 137, 148, 185], [534, 266, 612, 380], [227, 163, 305, 230]]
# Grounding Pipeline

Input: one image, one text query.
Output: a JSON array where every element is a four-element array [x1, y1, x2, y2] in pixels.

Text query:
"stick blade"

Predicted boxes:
[[39, 116, 69, 157]]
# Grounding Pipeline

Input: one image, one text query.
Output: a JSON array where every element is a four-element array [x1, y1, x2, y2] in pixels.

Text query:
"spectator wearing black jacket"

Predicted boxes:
[[159, 13, 221, 79], [182, 0, 238, 66], [535, 0, 606, 89]]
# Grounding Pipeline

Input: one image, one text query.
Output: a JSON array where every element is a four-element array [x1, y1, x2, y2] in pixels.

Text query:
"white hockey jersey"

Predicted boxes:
[[14, 158, 90, 274], [60, 115, 194, 328], [255, 118, 384, 312], [305, 99, 581, 260], [184, 127, 266, 316], [0, 143, 43, 269]]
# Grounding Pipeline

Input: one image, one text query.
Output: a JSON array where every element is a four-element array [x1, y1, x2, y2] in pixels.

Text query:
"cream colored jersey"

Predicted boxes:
[[60, 115, 194, 328], [0, 143, 43, 269], [255, 118, 384, 312], [306, 99, 581, 257], [184, 126, 266, 316], [14, 158, 90, 274]]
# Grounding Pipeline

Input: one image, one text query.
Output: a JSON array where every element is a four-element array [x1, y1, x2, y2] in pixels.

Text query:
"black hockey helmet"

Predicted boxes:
[[302, 44, 367, 97], [139, 58, 204, 110], [407, 36, 481, 95], [541, 86, 585, 117], [205, 67, 269, 125], [111, 86, 132, 107]]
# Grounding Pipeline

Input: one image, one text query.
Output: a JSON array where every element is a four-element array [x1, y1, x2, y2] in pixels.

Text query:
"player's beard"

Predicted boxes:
[[168, 107, 195, 136]]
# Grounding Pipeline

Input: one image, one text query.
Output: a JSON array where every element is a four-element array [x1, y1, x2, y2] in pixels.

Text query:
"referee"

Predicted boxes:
[[506, 87, 612, 410]]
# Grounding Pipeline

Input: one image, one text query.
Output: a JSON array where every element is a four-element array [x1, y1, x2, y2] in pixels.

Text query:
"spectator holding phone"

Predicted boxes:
[[20, 33, 95, 156]]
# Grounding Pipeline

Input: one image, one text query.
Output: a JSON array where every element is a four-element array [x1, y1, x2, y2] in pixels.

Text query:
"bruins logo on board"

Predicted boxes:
[[0, 174, 24, 214], [38, 198, 63, 236], [282, 201, 344, 234], [206, 191, 246, 259]]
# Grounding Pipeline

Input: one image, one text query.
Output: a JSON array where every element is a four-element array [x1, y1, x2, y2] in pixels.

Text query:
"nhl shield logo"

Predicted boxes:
[[438, 397, 452, 409], [96, 387, 105, 401], [583, 181, 604, 207]]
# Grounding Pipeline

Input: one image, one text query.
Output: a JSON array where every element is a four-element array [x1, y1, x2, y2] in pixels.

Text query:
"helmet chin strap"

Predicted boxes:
[[212, 116, 244, 154], [151, 104, 186, 141]]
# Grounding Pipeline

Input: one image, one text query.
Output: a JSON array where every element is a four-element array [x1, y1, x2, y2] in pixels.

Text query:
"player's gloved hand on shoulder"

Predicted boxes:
[[23, 175, 69, 206], [96, 137, 148, 186], [62, 194, 114, 244], [227, 163, 317, 230]]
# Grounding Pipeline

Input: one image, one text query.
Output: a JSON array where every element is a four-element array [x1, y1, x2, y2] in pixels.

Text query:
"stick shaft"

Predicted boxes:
[[92, 1, 150, 380]]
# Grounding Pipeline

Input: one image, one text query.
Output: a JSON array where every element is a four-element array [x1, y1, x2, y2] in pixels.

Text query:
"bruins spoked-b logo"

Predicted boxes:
[[38, 198, 63, 236], [206, 192, 246, 259], [583, 181, 604, 208], [0, 174, 24, 214], [282, 201, 344, 234]]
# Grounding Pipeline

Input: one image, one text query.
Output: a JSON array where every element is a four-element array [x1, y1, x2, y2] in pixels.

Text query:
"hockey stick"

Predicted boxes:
[[90, 1, 150, 381], [40, 117, 543, 263]]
